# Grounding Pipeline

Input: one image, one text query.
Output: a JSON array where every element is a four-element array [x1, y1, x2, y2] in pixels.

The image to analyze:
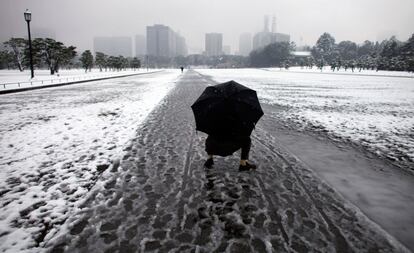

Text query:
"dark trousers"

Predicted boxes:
[[240, 137, 251, 160], [206, 135, 251, 160]]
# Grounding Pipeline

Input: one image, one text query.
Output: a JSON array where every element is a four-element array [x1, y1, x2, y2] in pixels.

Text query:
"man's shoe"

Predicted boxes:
[[239, 162, 257, 172], [204, 158, 214, 169]]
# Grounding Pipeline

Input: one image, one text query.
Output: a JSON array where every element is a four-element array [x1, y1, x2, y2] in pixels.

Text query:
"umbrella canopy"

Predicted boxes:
[[191, 80, 264, 137]]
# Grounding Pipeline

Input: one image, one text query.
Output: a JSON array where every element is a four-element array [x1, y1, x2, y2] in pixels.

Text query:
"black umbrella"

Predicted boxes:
[[191, 80, 264, 137]]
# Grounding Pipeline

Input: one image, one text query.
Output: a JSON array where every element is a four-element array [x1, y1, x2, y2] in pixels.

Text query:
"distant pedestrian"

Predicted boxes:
[[180, 66, 184, 73]]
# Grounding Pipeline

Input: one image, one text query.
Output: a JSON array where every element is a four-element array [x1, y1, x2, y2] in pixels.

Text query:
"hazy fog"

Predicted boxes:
[[1, 0, 413, 53]]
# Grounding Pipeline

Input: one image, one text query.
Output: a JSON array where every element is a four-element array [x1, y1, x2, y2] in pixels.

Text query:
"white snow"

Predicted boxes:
[[1, 67, 413, 252], [0, 68, 155, 90], [196, 68, 414, 169], [0, 70, 181, 252], [265, 66, 414, 78]]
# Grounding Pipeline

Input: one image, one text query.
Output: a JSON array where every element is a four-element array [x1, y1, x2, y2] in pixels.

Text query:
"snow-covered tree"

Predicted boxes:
[[312, 33, 336, 65], [130, 57, 141, 70], [32, 38, 77, 74], [0, 50, 15, 69], [249, 42, 293, 67], [358, 40, 375, 57], [80, 50, 94, 72], [95, 52, 107, 71], [380, 36, 402, 59], [337, 41, 358, 61], [3, 38, 27, 71], [400, 34, 414, 72]]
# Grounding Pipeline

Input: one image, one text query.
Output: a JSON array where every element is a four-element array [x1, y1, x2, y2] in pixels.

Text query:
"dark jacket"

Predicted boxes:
[[205, 135, 250, 157]]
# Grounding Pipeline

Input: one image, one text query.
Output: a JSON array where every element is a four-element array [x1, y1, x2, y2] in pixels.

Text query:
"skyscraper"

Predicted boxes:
[[147, 25, 172, 57], [264, 15, 270, 32], [205, 33, 223, 56], [271, 16, 277, 33], [223, 45, 231, 55], [175, 33, 188, 56], [239, 33, 252, 56], [146, 24, 187, 57], [252, 15, 290, 50]]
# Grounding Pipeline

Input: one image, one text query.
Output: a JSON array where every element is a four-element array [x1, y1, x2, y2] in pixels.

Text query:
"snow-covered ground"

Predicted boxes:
[[265, 66, 414, 78], [196, 68, 414, 171], [1, 67, 413, 252], [0, 70, 181, 252], [0, 68, 156, 90]]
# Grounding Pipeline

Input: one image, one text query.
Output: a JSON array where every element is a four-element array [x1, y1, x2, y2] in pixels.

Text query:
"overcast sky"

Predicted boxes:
[[1, 0, 413, 54]]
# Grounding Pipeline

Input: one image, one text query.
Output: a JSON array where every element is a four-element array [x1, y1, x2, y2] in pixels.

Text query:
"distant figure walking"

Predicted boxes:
[[180, 66, 184, 73]]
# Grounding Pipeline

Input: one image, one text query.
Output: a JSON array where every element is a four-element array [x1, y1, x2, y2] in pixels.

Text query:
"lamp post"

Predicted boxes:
[[24, 9, 34, 79]]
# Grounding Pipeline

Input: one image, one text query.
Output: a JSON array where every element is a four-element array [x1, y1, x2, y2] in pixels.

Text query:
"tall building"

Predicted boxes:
[[146, 24, 187, 57], [147, 25, 171, 57], [239, 33, 252, 56], [252, 15, 290, 50], [271, 16, 277, 33], [93, 36, 132, 57], [223, 45, 231, 55], [274, 33, 290, 43], [135, 34, 146, 57], [175, 33, 188, 56], [264, 15, 270, 33], [205, 33, 223, 56]]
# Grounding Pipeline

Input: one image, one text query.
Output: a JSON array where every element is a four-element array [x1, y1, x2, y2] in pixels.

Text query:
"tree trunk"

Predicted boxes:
[[17, 61, 23, 72], [54, 62, 59, 73]]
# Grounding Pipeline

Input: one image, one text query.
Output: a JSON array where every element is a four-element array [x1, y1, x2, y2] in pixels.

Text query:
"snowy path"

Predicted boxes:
[[47, 71, 408, 252]]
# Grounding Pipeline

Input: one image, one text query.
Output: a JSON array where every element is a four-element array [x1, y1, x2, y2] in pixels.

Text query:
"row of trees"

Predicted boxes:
[[0, 38, 141, 74], [310, 33, 414, 72], [248, 33, 414, 72], [94, 52, 141, 72], [1, 38, 77, 74]]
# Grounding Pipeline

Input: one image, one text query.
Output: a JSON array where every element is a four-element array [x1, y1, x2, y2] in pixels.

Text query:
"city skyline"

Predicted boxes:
[[1, 0, 413, 54]]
